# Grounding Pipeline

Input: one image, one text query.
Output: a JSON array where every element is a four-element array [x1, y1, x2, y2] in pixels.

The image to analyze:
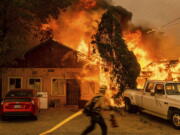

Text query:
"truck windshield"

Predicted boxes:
[[165, 83, 180, 95]]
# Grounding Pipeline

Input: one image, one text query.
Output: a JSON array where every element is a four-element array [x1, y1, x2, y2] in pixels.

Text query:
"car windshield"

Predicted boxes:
[[165, 83, 180, 95], [4, 98, 32, 102], [5, 90, 34, 97]]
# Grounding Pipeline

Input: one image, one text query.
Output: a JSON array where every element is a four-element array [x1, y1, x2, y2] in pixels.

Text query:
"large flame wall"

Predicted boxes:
[[41, 0, 180, 89]]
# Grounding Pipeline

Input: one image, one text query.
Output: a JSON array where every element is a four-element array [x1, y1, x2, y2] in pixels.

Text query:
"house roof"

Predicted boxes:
[[7, 39, 84, 68]]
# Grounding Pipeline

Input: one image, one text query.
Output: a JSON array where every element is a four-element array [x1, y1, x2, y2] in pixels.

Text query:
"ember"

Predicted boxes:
[[79, 0, 97, 9]]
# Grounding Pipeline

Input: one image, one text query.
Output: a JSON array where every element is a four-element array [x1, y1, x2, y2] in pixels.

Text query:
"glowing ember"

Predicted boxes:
[[80, 0, 97, 9]]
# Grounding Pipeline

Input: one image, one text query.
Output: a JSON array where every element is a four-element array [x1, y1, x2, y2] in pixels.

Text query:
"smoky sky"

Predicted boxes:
[[112, 0, 180, 42]]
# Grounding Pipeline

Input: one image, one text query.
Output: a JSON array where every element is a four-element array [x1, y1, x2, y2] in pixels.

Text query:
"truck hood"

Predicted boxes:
[[167, 95, 180, 102]]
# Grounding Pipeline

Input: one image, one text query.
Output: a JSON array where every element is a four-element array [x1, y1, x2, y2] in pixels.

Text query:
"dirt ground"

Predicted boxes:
[[0, 107, 179, 135]]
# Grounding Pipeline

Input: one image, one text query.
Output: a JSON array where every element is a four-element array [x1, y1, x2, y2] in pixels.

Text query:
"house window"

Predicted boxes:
[[52, 79, 65, 96], [82, 81, 95, 95], [9, 78, 22, 89], [29, 78, 41, 92]]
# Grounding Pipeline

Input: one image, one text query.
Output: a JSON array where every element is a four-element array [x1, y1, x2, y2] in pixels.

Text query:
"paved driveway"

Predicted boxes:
[[0, 107, 179, 135]]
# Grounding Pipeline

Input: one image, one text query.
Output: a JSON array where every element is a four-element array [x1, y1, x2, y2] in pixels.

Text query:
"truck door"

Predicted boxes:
[[154, 83, 168, 117], [142, 82, 156, 112]]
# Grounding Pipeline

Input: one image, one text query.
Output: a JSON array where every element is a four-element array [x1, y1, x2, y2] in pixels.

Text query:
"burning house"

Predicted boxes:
[[0, 0, 179, 107], [123, 30, 180, 88], [0, 39, 100, 106]]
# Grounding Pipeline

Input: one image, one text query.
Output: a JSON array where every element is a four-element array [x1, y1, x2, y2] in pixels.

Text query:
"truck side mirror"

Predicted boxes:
[[150, 89, 155, 96]]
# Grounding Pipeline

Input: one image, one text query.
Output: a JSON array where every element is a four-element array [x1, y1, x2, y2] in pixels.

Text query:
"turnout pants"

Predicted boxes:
[[81, 114, 107, 135]]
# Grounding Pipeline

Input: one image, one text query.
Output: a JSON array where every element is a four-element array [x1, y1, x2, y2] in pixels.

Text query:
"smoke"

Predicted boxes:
[[127, 26, 180, 61], [42, 0, 179, 61], [42, 0, 113, 50]]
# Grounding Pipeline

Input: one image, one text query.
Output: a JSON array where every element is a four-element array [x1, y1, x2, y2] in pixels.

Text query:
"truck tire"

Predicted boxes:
[[171, 110, 180, 129], [125, 99, 133, 113]]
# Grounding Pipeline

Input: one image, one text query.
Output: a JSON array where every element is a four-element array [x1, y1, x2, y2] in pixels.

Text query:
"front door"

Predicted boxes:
[[142, 81, 156, 112], [142, 92, 156, 112], [154, 83, 168, 116], [66, 79, 80, 105]]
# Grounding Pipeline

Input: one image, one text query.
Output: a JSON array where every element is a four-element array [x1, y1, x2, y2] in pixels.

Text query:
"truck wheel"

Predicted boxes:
[[171, 111, 180, 129], [125, 99, 133, 113]]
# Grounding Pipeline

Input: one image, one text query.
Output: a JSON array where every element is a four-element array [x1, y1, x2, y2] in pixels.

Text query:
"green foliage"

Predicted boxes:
[[93, 6, 140, 91]]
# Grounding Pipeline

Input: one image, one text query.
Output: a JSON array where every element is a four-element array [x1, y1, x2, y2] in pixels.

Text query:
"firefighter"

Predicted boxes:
[[81, 85, 118, 135]]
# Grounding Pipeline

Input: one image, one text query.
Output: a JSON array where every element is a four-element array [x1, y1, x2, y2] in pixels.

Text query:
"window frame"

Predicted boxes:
[[28, 77, 42, 92], [8, 77, 23, 91], [51, 78, 66, 96], [165, 83, 180, 95], [154, 83, 165, 95], [145, 82, 155, 93], [82, 81, 96, 96]]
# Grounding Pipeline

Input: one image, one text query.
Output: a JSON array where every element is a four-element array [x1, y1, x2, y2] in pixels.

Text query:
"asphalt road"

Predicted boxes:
[[0, 107, 179, 135]]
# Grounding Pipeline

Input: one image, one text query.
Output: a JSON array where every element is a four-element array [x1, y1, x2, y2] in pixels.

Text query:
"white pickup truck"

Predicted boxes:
[[123, 80, 180, 129]]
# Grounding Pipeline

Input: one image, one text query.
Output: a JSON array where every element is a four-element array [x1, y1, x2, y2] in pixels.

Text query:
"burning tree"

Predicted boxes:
[[93, 6, 141, 91]]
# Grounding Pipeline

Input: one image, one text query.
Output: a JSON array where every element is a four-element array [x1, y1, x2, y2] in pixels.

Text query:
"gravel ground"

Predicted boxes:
[[0, 107, 179, 135]]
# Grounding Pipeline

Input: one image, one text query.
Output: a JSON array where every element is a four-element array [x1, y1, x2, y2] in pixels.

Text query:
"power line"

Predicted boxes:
[[147, 17, 180, 33], [161, 17, 180, 29]]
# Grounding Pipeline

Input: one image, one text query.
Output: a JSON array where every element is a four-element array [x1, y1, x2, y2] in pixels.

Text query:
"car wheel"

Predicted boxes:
[[171, 111, 180, 129], [1, 115, 7, 121], [32, 115, 38, 120]]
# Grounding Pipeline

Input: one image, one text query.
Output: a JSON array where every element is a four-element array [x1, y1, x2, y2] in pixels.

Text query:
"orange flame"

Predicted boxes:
[[123, 30, 152, 68], [41, 3, 180, 92], [80, 0, 97, 9], [77, 40, 89, 55], [123, 30, 180, 88]]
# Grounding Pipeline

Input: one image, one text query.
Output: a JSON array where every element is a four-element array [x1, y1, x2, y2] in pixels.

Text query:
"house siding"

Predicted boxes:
[[1, 68, 99, 105]]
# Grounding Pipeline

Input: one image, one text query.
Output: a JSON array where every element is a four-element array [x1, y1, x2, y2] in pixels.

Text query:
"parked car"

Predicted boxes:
[[123, 80, 180, 129], [0, 89, 39, 120]]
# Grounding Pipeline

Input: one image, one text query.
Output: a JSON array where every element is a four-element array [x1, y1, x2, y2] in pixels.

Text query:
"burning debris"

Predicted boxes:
[[123, 29, 180, 88], [142, 60, 180, 79], [123, 28, 180, 68]]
